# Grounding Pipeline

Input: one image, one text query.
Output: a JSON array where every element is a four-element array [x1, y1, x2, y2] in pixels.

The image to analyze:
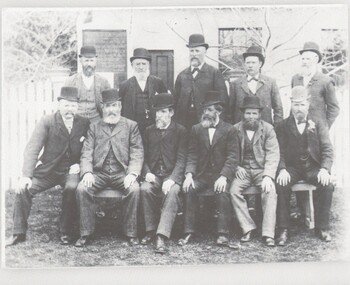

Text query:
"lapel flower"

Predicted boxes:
[[80, 136, 86, 142], [307, 120, 316, 132]]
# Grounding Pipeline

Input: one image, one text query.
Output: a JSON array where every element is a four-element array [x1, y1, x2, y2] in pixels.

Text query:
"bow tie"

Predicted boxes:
[[192, 67, 199, 74], [297, 119, 306, 125], [209, 125, 217, 129], [248, 77, 259, 82]]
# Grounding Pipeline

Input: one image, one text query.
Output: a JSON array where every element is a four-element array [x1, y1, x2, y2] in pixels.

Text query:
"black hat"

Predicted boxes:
[[57, 87, 79, 102], [101, 89, 121, 104], [201, 90, 224, 108], [240, 96, 264, 111], [186, 34, 209, 49], [299, 41, 322, 63], [79, 46, 97, 58], [130, 48, 152, 63], [290, 86, 311, 102], [152, 93, 174, 110], [243, 45, 265, 67]]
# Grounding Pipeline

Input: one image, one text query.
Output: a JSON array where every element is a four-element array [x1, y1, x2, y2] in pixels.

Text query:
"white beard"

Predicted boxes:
[[103, 114, 120, 124], [135, 70, 150, 81]]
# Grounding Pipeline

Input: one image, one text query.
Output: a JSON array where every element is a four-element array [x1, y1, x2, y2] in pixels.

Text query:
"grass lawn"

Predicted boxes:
[[4, 186, 350, 268]]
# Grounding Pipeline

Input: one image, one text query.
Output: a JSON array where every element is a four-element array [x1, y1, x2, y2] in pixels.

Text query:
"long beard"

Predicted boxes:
[[243, 118, 260, 131], [103, 112, 120, 124], [200, 113, 216, 128]]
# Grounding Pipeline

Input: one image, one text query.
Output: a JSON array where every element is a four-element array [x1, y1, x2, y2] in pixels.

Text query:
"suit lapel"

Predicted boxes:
[[111, 117, 126, 137], [194, 63, 207, 82], [237, 122, 245, 162], [69, 116, 80, 138], [199, 125, 210, 149], [255, 76, 265, 93], [56, 112, 70, 138], [253, 121, 264, 145], [240, 76, 251, 95], [211, 120, 224, 147], [287, 115, 299, 138], [131, 77, 138, 112]]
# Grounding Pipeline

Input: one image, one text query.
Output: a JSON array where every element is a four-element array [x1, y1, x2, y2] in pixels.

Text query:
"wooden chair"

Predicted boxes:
[[291, 181, 317, 229]]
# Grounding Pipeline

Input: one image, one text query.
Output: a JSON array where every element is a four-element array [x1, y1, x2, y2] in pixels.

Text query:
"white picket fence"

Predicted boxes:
[[1, 80, 348, 191]]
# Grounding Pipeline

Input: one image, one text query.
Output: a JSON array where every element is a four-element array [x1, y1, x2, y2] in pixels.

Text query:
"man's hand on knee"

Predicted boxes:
[[276, 169, 291, 187], [145, 173, 156, 183], [182, 173, 195, 193], [162, 179, 175, 195], [262, 176, 275, 193], [124, 173, 137, 189], [236, 166, 248, 180], [317, 168, 331, 186], [214, 176, 227, 194], [16, 177, 32, 194], [82, 172, 94, 188]]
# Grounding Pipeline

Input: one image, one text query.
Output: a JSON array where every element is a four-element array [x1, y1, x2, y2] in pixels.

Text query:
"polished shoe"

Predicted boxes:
[[263, 236, 275, 247], [6, 234, 26, 247], [276, 229, 288, 246], [240, 230, 253, 242], [74, 236, 90, 247], [177, 233, 195, 246], [155, 235, 167, 254], [128, 237, 140, 246], [316, 229, 332, 242], [140, 232, 155, 245], [216, 235, 229, 246], [60, 235, 73, 245]]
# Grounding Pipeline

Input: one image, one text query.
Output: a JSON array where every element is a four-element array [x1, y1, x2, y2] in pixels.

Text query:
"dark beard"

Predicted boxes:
[[243, 118, 260, 131], [200, 114, 216, 128], [83, 66, 95, 77]]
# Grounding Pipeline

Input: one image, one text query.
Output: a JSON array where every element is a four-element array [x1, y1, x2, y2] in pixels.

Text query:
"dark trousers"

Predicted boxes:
[[76, 171, 140, 237], [140, 176, 181, 238], [276, 160, 334, 230], [13, 173, 79, 235], [182, 175, 232, 235]]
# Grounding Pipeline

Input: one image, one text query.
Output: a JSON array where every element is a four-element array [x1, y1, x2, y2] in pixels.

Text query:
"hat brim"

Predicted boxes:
[[57, 96, 79, 102], [152, 104, 174, 111], [130, 56, 152, 63], [243, 53, 265, 67], [101, 98, 122, 104], [299, 49, 322, 63], [186, 43, 209, 49], [79, 54, 98, 58], [201, 100, 225, 108], [240, 105, 263, 111]]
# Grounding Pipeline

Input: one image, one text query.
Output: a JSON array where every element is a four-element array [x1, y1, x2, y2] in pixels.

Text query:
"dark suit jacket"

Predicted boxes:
[[291, 71, 340, 128], [185, 120, 237, 182], [22, 112, 90, 178], [64, 73, 111, 118], [80, 116, 144, 177], [173, 63, 228, 126], [119, 75, 167, 121], [275, 115, 333, 172], [142, 121, 188, 185], [229, 74, 283, 125], [233, 120, 280, 179]]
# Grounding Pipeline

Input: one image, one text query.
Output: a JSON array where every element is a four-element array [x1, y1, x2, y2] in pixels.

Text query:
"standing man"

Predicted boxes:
[[174, 34, 228, 130], [275, 86, 334, 246], [75, 89, 144, 247], [229, 45, 283, 126], [292, 41, 339, 129], [119, 48, 167, 135], [229, 96, 279, 247], [178, 91, 236, 246], [6, 87, 90, 246], [65, 45, 111, 123], [140, 93, 188, 254]]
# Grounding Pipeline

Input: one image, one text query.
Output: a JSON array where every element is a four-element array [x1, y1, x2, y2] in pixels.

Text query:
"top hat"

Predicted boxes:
[[240, 95, 264, 111], [101, 89, 121, 104], [130, 48, 152, 63], [243, 45, 265, 67], [79, 46, 97, 58], [57, 87, 79, 102], [152, 93, 175, 111], [201, 90, 224, 108], [186, 34, 209, 49], [299, 41, 322, 63], [290, 86, 310, 102]]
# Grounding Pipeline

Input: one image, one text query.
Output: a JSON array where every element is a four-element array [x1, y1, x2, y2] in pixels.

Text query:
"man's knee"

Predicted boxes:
[[64, 180, 79, 193], [128, 181, 140, 196], [168, 184, 181, 197], [140, 181, 154, 195]]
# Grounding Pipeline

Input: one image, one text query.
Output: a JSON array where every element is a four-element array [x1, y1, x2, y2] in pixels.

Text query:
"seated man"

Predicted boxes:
[[178, 90, 236, 247], [75, 89, 144, 247], [275, 86, 334, 246], [140, 93, 188, 254], [6, 87, 90, 246], [229, 96, 279, 247]]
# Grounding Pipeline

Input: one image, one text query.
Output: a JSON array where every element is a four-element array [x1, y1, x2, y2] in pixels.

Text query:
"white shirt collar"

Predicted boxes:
[[191, 62, 205, 72], [247, 73, 260, 81]]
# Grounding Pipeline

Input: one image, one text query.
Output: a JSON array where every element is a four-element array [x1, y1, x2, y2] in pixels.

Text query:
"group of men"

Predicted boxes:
[[7, 33, 339, 255]]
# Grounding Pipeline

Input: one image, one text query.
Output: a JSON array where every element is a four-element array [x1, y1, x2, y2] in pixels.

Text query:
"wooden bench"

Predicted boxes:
[[291, 181, 317, 229]]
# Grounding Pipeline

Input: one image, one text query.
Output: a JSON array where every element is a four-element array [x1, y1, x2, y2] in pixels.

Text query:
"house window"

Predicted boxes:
[[218, 27, 262, 82]]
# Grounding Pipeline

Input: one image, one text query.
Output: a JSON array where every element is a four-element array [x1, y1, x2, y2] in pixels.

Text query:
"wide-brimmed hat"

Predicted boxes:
[[186, 34, 209, 49], [240, 95, 264, 111], [299, 41, 322, 63], [243, 45, 265, 67], [130, 48, 152, 63], [152, 93, 174, 111], [57, 87, 79, 102], [101, 89, 121, 104], [201, 90, 224, 108], [290, 86, 311, 102], [79, 46, 97, 58]]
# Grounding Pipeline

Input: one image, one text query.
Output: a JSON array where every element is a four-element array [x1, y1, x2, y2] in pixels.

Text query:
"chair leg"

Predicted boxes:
[[308, 190, 315, 229]]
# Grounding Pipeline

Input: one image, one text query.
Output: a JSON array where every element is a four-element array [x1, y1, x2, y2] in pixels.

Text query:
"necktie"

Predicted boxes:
[[248, 77, 258, 82], [192, 68, 199, 74], [297, 119, 306, 125]]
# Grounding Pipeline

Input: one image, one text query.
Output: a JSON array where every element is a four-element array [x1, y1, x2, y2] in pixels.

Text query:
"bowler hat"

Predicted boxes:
[[186, 34, 209, 49], [57, 87, 79, 102], [201, 90, 224, 108], [299, 41, 322, 63], [130, 48, 152, 63], [152, 93, 174, 111], [79, 46, 97, 58], [290, 86, 310, 102], [101, 89, 121, 104], [243, 45, 265, 67], [240, 95, 263, 111]]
